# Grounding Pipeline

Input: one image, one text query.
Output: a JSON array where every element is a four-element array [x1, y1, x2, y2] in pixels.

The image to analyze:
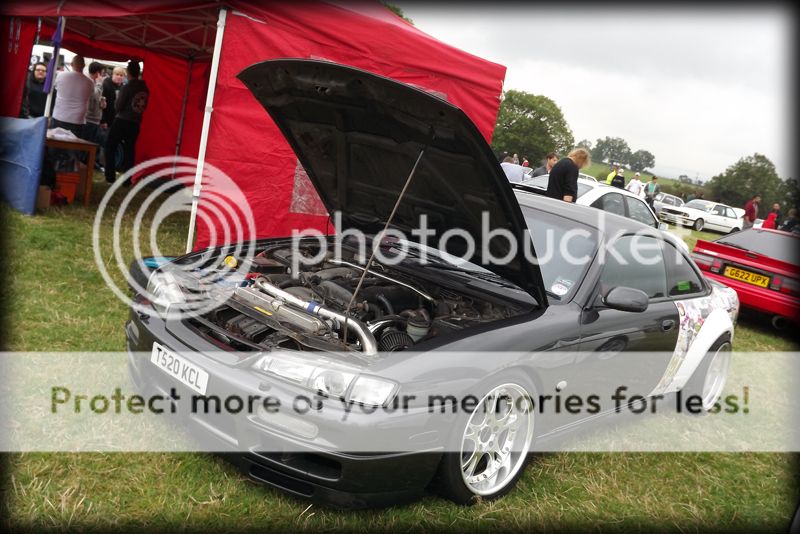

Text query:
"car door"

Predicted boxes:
[[708, 204, 729, 231], [724, 207, 740, 231], [624, 195, 658, 228], [575, 235, 679, 406], [591, 192, 626, 218]]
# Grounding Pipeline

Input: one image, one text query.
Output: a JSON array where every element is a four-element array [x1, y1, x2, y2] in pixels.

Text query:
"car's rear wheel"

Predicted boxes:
[[684, 335, 732, 413], [434, 379, 536, 504], [693, 218, 705, 231], [728, 227, 741, 234]]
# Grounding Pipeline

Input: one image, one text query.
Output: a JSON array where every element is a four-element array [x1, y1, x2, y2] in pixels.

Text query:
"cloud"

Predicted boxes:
[[398, 4, 793, 179]]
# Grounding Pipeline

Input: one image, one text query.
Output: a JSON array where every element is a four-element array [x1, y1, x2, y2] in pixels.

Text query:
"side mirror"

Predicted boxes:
[[603, 286, 649, 313]]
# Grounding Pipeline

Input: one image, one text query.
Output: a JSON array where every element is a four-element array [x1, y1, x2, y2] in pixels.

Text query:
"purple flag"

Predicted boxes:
[[42, 16, 64, 94]]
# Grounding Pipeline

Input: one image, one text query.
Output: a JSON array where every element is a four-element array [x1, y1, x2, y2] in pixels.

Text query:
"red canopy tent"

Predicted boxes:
[[1, 1, 506, 252]]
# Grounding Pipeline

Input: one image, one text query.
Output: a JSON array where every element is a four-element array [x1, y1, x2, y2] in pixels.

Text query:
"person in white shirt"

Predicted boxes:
[[51, 55, 94, 138], [626, 171, 644, 197]]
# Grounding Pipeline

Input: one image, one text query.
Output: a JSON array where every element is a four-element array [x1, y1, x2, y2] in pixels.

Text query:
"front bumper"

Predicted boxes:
[[659, 212, 693, 226], [125, 309, 443, 508]]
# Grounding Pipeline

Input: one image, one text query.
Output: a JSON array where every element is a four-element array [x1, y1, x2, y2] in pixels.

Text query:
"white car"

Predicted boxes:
[[516, 174, 665, 231], [652, 192, 684, 215], [659, 199, 743, 233]]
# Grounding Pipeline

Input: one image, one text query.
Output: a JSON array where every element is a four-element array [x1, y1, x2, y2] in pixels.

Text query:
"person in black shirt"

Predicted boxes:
[[610, 168, 625, 188], [105, 60, 149, 185], [20, 62, 49, 118], [545, 148, 591, 202]]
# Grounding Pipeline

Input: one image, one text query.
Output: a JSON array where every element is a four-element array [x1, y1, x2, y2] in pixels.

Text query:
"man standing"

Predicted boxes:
[[626, 172, 644, 197], [770, 202, 782, 227], [644, 176, 661, 209], [743, 195, 761, 229], [105, 60, 149, 185], [610, 168, 625, 189], [83, 62, 106, 145], [545, 148, 591, 203], [531, 152, 558, 177], [101, 66, 125, 129], [20, 62, 49, 118], [606, 163, 619, 184], [51, 56, 94, 138]]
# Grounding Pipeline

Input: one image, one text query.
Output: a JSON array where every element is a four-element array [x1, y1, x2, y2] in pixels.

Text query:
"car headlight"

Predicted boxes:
[[254, 354, 396, 406], [146, 271, 186, 315]]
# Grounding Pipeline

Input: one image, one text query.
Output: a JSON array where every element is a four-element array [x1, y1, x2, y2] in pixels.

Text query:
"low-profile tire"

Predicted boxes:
[[682, 335, 732, 414], [433, 375, 536, 505], [693, 218, 705, 231]]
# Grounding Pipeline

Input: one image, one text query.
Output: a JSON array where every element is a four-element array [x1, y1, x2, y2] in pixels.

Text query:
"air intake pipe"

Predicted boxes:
[[254, 277, 379, 356]]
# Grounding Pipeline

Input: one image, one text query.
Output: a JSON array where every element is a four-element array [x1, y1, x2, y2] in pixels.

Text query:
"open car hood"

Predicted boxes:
[[238, 59, 546, 304]]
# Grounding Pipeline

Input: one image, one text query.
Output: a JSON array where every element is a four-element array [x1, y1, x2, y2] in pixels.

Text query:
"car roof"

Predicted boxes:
[[514, 189, 655, 235]]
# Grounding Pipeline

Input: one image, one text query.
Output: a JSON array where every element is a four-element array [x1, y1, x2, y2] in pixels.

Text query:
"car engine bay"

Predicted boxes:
[[176, 242, 525, 356]]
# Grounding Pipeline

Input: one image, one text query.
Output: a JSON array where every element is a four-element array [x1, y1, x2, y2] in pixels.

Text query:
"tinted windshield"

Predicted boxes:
[[685, 200, 713, 211], [716, 229, 800, 265], [521, 208, 598, 300]]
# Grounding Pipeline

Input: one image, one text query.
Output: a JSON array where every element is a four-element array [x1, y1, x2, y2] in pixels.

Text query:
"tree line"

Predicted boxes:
[[490, 89, 796, 211]]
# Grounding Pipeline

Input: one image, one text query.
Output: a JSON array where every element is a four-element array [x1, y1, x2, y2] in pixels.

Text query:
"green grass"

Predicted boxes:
[[2, 178, 798, 532]]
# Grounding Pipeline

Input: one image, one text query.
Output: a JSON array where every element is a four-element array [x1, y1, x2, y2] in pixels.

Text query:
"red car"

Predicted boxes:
[[692, 228, 800, 328]]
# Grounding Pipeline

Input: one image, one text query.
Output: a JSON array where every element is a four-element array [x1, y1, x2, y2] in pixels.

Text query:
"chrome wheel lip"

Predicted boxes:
[[701, 343, 731, 410], [459, 383, 534, 496]]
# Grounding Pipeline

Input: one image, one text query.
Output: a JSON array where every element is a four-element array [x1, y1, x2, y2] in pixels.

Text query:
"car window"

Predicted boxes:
[[725, 207, 737, 218], [599, 236, 667, 299], [716, 229, 800, 265], [674, 198, 684, 207], [577, 183, 592, 198], [713, 205, 726, 216], [685, 200, 713, 211], [662, 241, 705, 296], [625, 197, 657, 227], [521, 208, 598, 300], [591, 193, 626, 216], [663, 197, 674, 206]]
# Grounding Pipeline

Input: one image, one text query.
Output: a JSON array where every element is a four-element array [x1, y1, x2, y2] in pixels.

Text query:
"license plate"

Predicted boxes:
[[150, 342, 209, 395], [723, 266, 770, 288]]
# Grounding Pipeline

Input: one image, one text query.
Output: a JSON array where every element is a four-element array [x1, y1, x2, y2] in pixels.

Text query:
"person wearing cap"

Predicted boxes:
[[610, 168, 625, 189], [626, 172, 644, 197]]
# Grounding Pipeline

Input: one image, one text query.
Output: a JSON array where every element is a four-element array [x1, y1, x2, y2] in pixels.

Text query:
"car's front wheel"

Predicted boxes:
[[434, 379, 536, 504], [694, 218, 705, 231]]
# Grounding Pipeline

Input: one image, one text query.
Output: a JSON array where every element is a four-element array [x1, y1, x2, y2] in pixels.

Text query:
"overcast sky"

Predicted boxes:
[[396, 4, 793, 181]]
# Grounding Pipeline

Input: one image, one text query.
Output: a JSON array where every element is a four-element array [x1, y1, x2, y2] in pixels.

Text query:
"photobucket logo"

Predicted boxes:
[[92, 156, 257, 319], [288, 209, 689, 278]]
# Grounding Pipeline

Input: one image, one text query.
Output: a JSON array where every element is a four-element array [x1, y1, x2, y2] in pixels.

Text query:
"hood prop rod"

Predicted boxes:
[[341, 137, 432, 351]]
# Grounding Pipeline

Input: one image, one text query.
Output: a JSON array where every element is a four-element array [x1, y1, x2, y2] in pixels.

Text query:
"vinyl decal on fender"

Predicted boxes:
[[651, 284, 738, 394]]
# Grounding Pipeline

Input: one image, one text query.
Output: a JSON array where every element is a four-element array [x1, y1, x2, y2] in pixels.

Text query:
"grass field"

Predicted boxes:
[[2, 178, 797, 532]]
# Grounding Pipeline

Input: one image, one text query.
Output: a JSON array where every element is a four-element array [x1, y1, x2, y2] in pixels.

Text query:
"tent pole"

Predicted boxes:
[[185, 7, 227, 253], [43, 17, 66, 121], [172, 55, 194, 177]]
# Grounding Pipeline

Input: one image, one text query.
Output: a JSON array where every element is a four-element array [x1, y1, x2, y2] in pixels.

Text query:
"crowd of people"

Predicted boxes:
[[19, 55, 149, 187], [499, 151, 798, 234]]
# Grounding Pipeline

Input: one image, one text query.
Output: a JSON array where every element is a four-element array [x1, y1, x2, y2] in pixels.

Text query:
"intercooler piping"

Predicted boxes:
[[254, 277, 379, 356]]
